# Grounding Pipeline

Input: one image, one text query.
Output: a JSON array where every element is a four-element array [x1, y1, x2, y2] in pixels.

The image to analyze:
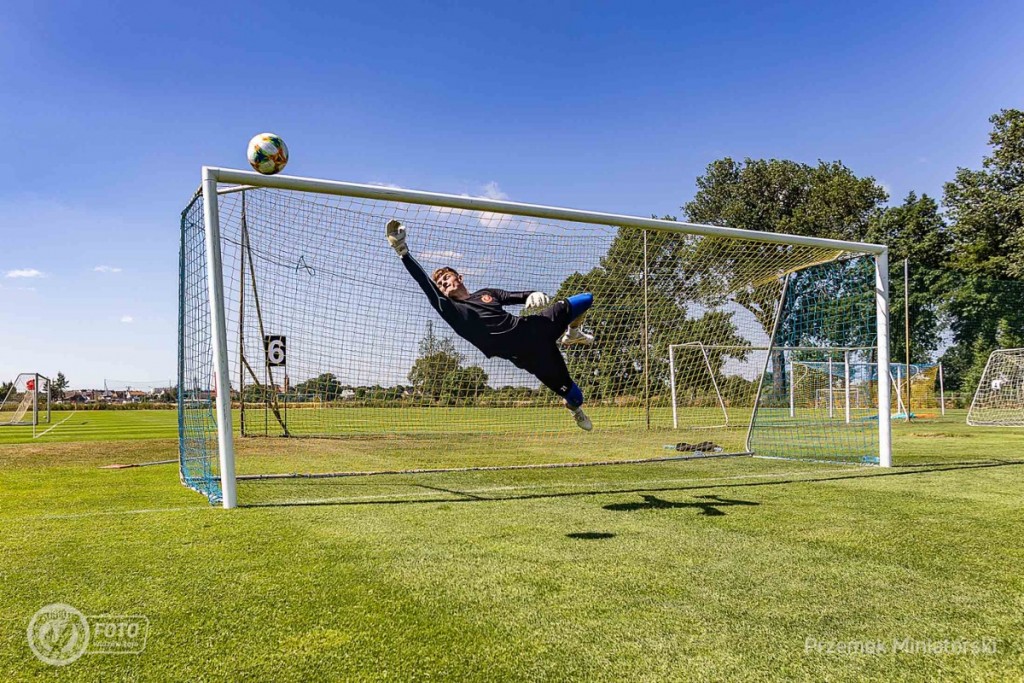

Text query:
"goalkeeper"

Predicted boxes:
[[386, 220, 595, 431]]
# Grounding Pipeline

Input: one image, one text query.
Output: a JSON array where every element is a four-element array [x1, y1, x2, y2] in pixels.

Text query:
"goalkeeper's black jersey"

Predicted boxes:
[[401, 255, 532, 357]]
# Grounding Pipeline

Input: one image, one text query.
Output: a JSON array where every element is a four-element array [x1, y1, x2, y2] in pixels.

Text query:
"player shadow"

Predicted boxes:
[[565, 531, 616, 540], [603, 494, 759, 516], [238, 458, 1024, 508]]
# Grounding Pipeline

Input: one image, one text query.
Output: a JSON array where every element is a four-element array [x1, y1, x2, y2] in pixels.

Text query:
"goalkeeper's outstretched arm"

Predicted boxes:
[[386, 220, 452, 317]]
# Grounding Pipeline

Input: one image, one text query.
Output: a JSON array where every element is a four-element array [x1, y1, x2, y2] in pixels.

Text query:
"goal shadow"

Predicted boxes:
[[236, 457, 1024, 509]]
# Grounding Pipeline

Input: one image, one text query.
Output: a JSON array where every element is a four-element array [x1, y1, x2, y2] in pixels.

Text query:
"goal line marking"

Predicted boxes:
[[238, 465, 871, 505]]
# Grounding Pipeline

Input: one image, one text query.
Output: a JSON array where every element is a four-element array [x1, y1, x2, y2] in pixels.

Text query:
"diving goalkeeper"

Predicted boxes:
[[386, 220, 595, 431]]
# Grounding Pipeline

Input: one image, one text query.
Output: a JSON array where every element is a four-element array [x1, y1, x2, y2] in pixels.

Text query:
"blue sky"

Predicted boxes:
[[1, 0, 1022, 388]]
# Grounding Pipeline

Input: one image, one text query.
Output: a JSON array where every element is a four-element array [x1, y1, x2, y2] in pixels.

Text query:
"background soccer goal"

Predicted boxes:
[[0, 373, 51, 428], [667, 345, 879, 446], [967, 348, 1024, 426], [180, 168, 892, 508]]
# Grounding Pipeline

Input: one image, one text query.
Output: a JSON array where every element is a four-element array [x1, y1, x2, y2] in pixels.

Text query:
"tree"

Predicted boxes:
[[685, 158, 887, 243], [865, 192, 952, 362], [939, 276, 1024, 393], [52, 372, 69, 401], [446, 366, 489, 401], [408, 321, 488, 402], [941, 109, 1024, 391], [684, 157, 888, 394], [944, 109, 1024, 279], [293, 373, 344, 401]]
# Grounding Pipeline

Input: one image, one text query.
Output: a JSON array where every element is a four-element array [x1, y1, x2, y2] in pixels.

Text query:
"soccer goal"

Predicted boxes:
[[668, 344, 876, 430], [0, 373, 51, 427], [967, 348, 1024, 426], [667, 345, 912, 458], [179, 167, 892, 508]]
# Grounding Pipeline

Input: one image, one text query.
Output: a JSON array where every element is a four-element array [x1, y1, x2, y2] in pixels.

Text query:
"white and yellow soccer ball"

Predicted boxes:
[[247, 133, 289, 175]]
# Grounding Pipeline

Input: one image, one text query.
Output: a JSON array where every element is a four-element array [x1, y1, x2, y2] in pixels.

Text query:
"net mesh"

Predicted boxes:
[[967, 349, 1024, 426], [179, 184, 883, 504], [0, 373, 50, 426], [668, 345, 878, 453]]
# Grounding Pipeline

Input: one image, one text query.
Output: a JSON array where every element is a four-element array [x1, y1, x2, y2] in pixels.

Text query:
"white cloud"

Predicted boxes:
[[5, 268, 45, 278], [120, 315, 134, 323], [419, 250, 464, 262], [94, 265, 122, 273], [480, 181, 509, 201]]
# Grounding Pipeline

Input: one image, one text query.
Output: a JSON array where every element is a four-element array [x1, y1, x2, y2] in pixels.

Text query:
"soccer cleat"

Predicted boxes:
[[559, 327, 595, 347], [567, 403, 593, 431]]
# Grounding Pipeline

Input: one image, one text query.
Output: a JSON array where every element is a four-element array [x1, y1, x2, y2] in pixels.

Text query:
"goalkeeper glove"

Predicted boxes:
[[385, 220, 409, 257], [526, 292, 550, 309]]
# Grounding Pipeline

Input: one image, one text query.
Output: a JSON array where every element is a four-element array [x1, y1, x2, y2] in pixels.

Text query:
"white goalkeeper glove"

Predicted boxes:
[[385, 219, 409, 257], [525, 291, 550, 309]]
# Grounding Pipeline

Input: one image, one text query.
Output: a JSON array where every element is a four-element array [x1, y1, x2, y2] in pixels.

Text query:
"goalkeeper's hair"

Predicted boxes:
[[431, 266, 460, 285]]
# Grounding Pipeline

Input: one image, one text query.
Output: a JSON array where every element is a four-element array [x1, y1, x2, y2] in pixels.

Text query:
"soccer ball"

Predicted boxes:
[[247, 133, 288, 175]]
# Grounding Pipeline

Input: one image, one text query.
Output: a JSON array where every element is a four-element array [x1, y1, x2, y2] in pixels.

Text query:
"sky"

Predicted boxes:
[[1, 0, 1022, 388]]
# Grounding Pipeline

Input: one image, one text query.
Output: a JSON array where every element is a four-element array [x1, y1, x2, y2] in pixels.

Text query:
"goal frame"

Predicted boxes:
[[0, 372, 52, 427], [667, 344, 876, 432], [967, 348, 1024, 427], [190, 166, 892, 508]]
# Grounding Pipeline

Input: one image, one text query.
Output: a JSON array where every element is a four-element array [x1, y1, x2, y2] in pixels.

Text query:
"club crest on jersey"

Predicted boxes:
[[481, 294, 494, 303]]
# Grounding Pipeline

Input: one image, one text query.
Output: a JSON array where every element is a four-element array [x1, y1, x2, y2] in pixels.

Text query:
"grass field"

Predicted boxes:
[[1, 410, 1022, 680]]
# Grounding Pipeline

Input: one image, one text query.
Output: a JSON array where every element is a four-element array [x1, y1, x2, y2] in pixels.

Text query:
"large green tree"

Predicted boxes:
[[944, 109, 1024, 279], [684, 157, 888, 393], [865, 192, 952, 363], [941, 109, 1024, 392], [684, 158, 887, 242], [293, 372, 344, 401]]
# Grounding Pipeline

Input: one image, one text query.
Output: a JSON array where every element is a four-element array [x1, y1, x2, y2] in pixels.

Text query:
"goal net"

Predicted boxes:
[[180, 168, 892, 507], [0, 373, 51, 426], [967, 348, 1024, 426], [668, 346, 877, 437], [667, 347, 924, 460], [888, 363, 945, 416]]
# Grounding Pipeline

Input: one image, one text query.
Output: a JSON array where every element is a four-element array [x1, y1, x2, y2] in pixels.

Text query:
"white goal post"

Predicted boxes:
[[0, 373, 51, 427], [180, 167, 892, 508], [967, 348, 1024, 426]]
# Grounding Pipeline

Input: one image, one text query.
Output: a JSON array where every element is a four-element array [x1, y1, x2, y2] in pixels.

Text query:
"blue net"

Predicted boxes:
[[178, 193, 221, 504]]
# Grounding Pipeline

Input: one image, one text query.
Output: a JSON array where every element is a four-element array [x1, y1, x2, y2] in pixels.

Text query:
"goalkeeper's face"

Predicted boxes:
[[434, 268, 469, 299]]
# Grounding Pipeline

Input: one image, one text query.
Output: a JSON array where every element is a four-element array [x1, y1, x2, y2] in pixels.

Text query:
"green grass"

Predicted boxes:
[[1, 411, 1022, 680], [0, 409, 179, 444]]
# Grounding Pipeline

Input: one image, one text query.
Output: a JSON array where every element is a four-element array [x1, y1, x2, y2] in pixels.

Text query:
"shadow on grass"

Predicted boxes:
[[604, 494, 759, 516], [566, 532, 616, 540], [238, 458, 1024, 509]]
